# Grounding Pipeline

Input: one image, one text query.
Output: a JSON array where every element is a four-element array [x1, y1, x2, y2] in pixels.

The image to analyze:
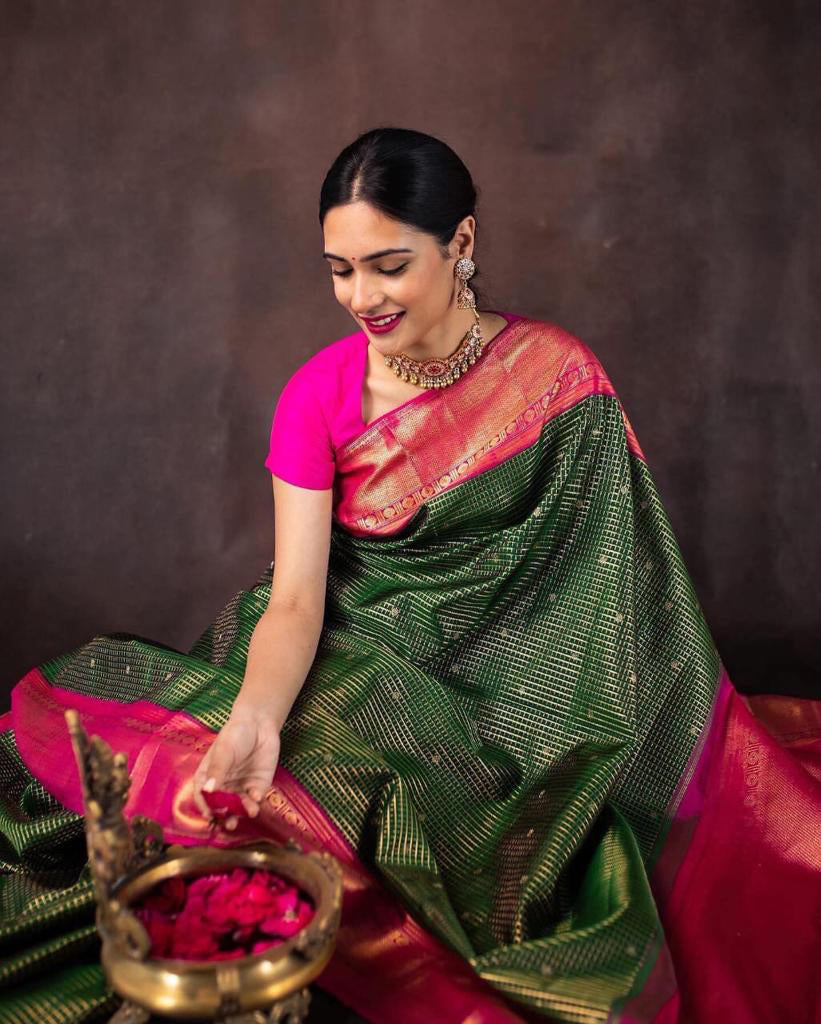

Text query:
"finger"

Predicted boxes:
[[225, 815, 239, 831], [192, 786, 213, 821], [204, 741, 235, 793], [192, 756, 214, 821], [239, 791, 260, 818], [192, 751, 211, 791]]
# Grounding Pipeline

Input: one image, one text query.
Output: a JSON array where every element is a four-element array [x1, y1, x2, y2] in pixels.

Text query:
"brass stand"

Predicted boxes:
[[108, 985, 310, 1022]]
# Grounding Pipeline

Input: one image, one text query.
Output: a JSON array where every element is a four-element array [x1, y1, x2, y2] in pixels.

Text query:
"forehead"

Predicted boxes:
[[323, 201, 421, 258]]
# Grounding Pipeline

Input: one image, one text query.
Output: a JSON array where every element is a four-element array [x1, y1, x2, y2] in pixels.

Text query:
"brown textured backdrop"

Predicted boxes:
[[1, 1, 819, 703]]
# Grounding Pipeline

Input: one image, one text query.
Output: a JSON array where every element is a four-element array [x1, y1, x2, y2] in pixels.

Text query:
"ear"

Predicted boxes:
[[451, 214, 476, 259]]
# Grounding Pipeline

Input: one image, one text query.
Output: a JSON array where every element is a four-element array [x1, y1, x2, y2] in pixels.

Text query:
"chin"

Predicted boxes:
[[369, 337, 404, 357]]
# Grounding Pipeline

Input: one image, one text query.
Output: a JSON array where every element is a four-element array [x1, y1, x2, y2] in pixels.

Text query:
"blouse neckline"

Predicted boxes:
[[354, 310, 520, 437]]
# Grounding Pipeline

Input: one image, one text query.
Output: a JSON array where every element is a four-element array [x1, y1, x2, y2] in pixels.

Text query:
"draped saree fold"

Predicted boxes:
[[1, 315, 819, 1024]]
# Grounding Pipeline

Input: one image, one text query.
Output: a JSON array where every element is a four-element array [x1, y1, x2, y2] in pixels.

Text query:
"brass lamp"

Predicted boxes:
[[65, 709, 343, 1024]]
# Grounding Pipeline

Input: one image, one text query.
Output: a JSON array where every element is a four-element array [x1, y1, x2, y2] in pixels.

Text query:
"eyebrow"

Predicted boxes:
[[322, 248, 414, 263]]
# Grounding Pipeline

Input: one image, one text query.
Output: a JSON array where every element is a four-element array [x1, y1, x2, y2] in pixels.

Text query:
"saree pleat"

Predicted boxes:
[[1, 317, 818, 1024]]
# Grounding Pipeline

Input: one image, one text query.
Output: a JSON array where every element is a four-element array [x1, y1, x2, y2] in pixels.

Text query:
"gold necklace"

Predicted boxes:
[[382, 308, 484, 389]]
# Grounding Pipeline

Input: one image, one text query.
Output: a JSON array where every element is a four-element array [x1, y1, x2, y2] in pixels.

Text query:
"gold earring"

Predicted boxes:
[[455, 257, 476, 309]]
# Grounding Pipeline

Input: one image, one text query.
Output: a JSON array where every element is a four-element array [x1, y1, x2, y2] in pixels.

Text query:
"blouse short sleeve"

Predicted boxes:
[[264, 364, 335, 489]]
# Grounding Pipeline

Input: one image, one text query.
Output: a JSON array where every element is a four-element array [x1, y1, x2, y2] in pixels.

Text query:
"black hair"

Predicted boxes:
[[319, 126, 485, 307]]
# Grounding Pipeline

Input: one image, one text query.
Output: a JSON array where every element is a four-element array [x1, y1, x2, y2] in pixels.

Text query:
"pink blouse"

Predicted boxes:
[[264, 311, 520, 489]]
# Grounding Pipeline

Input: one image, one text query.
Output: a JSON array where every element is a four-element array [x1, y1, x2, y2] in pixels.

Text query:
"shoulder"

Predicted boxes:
[[269, 327, 364, 442], [266, 331, 363, 488], [280, 329, 364, 393], [509, 314, 601, 367]]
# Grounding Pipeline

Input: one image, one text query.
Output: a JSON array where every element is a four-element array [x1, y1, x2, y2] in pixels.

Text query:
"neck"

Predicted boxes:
[[401, 306, 480, 362]]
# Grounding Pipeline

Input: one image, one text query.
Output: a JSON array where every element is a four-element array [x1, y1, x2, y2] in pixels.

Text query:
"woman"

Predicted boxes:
[[2, 127, 819, 1024]]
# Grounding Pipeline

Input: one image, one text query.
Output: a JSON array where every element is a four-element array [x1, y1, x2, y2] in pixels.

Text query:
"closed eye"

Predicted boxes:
[[331, 264, 408, 278]]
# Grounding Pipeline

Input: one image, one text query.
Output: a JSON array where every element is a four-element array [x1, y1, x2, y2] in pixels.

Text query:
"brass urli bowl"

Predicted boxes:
[[63, 709, 343, 1022], [105, 841, 343, 1020]]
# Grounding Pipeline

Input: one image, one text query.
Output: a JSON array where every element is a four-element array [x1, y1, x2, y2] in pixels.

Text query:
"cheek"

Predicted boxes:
[[392, 272, 429, 305], [413, 265, 449, 300]]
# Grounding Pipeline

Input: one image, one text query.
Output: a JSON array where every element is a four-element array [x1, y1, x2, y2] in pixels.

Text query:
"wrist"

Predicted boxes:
[[228, 699, 282, 732]]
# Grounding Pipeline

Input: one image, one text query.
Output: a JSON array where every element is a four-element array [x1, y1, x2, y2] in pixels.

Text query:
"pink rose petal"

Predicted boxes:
[[252, 937, 286, 954], [141, 876, 186, 914], [136, 908, 175, 958], [170, 918, 220, 959], [203, 790, 248, 818], [259, 898, 315, 938], [132, 866, 314, 961]]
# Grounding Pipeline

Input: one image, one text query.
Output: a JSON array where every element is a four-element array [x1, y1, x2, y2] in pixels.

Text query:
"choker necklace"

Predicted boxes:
[[382, 308, 485, 389]]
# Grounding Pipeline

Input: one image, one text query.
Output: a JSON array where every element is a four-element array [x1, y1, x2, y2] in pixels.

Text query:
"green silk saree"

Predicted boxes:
[[2, 313, 819, 1023]]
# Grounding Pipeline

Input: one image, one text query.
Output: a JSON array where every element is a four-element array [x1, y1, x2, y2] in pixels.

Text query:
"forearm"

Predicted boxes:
[[231, 601, 323, 731]]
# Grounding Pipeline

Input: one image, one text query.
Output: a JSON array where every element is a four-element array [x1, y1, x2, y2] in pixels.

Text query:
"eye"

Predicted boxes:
[[330, 264, 408, 278]]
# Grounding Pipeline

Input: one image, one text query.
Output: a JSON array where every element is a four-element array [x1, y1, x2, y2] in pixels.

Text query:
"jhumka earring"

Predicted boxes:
[[455, 257, 477, 308]]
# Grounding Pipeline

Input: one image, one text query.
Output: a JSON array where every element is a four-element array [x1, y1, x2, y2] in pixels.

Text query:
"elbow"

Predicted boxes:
[[264, 594, 325, 636]]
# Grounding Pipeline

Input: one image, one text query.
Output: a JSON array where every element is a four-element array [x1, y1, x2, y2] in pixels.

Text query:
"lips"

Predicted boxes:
[[361, 311, 406, 334]]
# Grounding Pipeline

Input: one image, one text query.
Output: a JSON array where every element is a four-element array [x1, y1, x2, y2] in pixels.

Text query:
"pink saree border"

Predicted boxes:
[[647, 666, 733, 906], [612, 669, 732, 1023], [10, 667, 528, 1024], [333, 319, 646, 537], [636, 672, 821, 1022], [339, 311, 525, 453]]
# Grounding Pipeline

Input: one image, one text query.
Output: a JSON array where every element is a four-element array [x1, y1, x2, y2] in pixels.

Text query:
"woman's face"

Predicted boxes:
[[322, 200, 474, 356]]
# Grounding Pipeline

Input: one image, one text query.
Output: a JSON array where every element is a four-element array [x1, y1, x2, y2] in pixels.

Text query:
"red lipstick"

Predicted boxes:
[[361, 311, 405, 335]]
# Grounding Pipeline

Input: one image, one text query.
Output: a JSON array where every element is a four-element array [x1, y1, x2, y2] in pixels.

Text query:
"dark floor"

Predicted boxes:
[[305, 985, 369, 1023]]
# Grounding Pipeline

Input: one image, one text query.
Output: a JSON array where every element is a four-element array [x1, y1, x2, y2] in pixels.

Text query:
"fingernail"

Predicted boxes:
[[204, 777, 216, 792], [226, 815, 238, 830]]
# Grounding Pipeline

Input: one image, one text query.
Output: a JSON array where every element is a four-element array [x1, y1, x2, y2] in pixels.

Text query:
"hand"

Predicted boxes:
[[192, 709, 281, 827]]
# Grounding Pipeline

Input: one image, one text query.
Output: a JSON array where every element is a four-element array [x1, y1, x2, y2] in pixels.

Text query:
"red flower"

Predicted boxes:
[[140, 876, 186, 915], [251, 937, 285, 955], [135, 908, 175, 958], [171, 914, 221, 959], [259, 898, 315, 938], [250, 869, 286, 892], [187, 873, 224, 901], [132, 865, 316, 961], [203, 790, 248, 819]]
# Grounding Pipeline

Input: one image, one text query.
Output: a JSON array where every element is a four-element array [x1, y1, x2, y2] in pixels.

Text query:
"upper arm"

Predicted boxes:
[[268, 475, 333, 622], [264, 363, 335, 489], [263, 361, 335, 621]]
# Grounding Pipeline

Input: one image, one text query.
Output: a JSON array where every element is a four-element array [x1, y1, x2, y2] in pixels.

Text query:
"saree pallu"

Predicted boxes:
[[1, 316, 819, 1024]]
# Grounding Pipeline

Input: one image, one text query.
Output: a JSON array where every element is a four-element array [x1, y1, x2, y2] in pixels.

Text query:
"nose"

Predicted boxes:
[[350, 274, 385, 317]]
